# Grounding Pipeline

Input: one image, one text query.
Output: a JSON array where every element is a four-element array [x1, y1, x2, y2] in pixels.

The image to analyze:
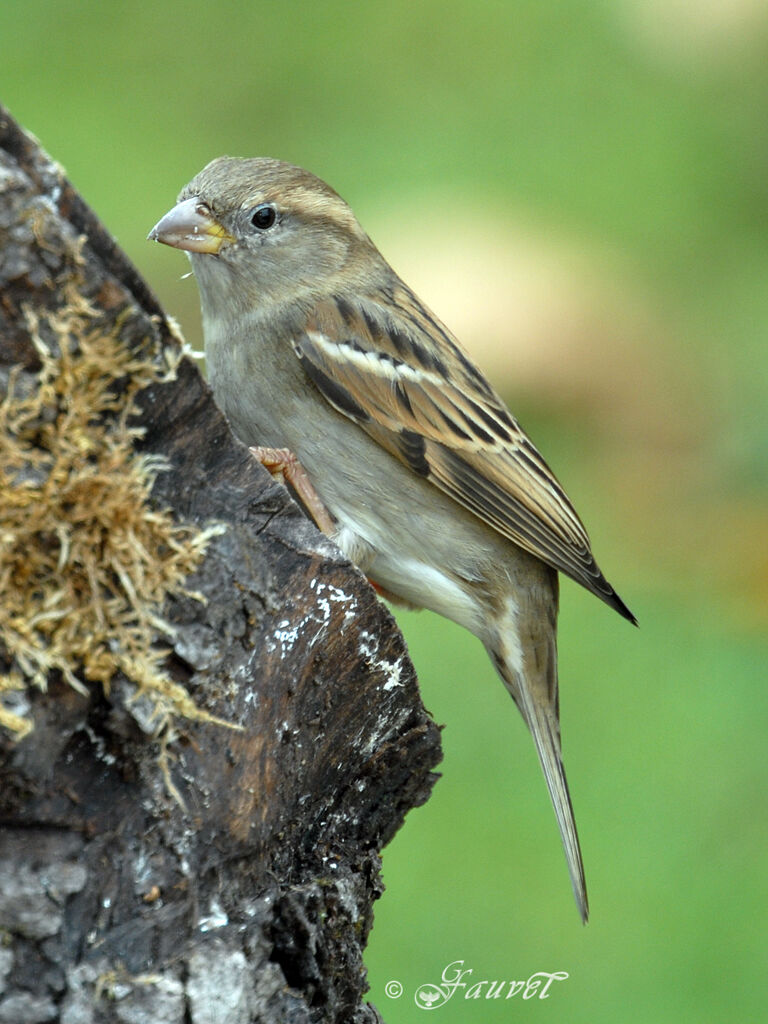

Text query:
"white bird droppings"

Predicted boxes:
[[358, 630, 404, 691], [266, 580, 359, 658]]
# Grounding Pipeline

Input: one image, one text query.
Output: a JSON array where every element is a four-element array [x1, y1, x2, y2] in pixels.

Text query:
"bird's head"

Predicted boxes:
[[148, 156, 374, 308]]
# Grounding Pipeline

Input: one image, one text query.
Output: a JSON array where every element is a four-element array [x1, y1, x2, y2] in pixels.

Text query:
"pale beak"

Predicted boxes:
[[147, 197, 235, 254]]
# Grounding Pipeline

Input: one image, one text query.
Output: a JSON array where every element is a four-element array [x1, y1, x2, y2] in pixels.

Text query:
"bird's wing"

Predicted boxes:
[[292, 287, 634, 621]]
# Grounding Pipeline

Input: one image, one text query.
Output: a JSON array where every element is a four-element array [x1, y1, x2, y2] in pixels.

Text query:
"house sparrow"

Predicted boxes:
[[149, 157, 636, 922]]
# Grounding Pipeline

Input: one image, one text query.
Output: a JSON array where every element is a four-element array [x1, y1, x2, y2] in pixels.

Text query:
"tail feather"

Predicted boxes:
[[488, 566, 588, 922], [517, 686, 589, 923]]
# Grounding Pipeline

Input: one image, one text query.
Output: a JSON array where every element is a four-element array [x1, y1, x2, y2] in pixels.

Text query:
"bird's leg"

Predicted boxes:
[[251, 445, 419, 608], [250, 446, 336, 535]]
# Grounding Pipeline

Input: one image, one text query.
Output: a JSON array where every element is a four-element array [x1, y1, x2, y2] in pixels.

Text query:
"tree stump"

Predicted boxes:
[[0, 104, 441, 1024]]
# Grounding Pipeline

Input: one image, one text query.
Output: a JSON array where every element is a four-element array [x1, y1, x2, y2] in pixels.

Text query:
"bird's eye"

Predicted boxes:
[[250, 204, 277, 230]]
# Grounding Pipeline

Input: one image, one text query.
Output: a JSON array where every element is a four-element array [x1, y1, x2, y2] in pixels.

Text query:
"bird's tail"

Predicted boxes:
[[517, 683, 588, 923], [490, 610, 588, 923]]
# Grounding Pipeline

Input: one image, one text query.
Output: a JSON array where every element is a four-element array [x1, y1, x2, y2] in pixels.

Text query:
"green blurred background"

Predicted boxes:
[[5, 1, 766, 1019]]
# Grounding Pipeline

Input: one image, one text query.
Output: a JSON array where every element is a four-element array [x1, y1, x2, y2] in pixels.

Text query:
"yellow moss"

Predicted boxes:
[[0, 292, 227, 738]]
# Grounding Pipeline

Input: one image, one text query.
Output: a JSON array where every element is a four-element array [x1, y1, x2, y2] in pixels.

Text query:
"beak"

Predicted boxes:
[[147, 197, 235, 254]]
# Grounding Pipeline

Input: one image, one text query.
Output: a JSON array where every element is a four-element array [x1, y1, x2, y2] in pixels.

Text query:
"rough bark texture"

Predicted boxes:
[[0, 104, 442, 1023]]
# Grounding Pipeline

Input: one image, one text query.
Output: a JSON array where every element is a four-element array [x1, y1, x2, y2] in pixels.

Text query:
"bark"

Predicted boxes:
[[0, 104, 441, 1024]]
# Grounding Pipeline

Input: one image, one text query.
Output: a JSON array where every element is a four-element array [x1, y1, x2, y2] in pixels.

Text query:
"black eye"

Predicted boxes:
[[251, 203, 277, 230]]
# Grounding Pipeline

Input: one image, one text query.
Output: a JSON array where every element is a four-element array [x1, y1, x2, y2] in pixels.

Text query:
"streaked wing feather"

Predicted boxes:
[[293, 289, 633, 617]]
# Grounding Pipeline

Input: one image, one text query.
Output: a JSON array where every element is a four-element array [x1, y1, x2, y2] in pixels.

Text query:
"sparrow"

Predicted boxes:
[[149, 157, 636, 922]]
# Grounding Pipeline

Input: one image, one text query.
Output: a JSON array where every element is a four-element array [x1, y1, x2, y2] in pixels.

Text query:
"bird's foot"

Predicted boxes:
[[249, 446, 336, 535]]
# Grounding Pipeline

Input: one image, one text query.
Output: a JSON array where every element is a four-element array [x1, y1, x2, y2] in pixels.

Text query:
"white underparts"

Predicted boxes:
[[333, 511, 481, 634]]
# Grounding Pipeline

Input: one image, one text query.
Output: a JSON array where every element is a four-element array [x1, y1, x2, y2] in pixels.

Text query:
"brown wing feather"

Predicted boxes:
[[293, 288, 635, 622]]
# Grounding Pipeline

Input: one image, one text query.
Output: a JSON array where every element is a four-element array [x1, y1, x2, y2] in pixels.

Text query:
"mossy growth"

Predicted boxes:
[[0, 288, 225, 739]]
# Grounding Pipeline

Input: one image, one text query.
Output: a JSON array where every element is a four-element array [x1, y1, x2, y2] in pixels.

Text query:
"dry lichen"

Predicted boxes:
[[0, 290, 224, 738]]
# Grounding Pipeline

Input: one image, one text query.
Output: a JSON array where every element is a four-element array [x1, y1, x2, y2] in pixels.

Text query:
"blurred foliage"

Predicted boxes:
[[3, 1, 766, 1020]]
